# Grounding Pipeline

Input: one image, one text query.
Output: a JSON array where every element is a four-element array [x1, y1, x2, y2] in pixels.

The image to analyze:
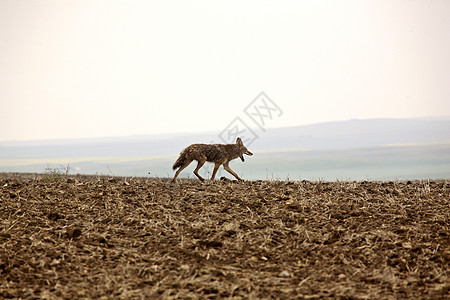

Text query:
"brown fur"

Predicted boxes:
[[172, 137, 253, 182]]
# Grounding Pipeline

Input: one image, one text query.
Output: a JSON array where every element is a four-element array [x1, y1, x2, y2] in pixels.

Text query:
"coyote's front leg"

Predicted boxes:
[[223, 162, 243, 181], [210, 163, 221, 180]]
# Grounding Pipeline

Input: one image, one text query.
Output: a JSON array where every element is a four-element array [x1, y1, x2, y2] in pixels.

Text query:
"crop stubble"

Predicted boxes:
[[0, 173, 449, 299]]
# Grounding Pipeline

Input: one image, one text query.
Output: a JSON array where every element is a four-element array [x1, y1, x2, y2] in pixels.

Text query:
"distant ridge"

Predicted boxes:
[[1, 117, 450, 181], [256, 117, 450, 150], [1, 117, 450, 159]]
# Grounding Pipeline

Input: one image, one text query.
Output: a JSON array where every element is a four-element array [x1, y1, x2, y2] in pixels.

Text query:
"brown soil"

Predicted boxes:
[[0, 173, 449, 299]]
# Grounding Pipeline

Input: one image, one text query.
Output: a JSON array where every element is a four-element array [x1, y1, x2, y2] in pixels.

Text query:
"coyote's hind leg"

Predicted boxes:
[[172, 159, 193, 182], [193, 159, 206, 181]]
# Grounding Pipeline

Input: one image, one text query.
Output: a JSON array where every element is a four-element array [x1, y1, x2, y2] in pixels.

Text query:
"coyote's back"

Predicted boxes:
[[172, 137, 253, 182]]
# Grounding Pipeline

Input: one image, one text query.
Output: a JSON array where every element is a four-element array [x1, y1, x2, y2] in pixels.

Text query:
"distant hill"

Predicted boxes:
[[1, 117, 450, 180], [2, 117, 450, 157], [251, 117, 450, 150]]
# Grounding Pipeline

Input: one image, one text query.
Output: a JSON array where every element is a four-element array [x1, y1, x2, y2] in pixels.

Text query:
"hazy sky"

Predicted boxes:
[[1, 0, 449, 141]]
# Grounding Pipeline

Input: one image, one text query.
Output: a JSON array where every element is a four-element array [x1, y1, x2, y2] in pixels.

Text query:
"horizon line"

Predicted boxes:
[[2, 115, 450, 144]]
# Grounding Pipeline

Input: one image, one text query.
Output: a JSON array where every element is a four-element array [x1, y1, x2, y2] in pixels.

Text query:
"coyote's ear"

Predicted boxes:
[[236, 137, 243, 146]]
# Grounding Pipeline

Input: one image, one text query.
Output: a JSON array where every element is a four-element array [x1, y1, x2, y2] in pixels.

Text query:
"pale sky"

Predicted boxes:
[[1, 0, 449, 142]]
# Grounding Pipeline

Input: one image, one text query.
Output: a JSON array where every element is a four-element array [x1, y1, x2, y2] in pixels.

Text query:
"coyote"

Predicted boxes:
[[172, 137, 253, 182]]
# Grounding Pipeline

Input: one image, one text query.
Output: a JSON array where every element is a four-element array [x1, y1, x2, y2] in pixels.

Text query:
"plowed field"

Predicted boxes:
[[1, 173, 449, 299]]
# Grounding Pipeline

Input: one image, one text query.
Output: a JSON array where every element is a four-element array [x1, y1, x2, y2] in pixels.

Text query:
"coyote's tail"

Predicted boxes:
[[172, 151, 186, 170]]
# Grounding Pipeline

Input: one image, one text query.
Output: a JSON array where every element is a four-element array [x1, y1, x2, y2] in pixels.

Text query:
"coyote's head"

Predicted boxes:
[[236, 137, 253, 162]]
